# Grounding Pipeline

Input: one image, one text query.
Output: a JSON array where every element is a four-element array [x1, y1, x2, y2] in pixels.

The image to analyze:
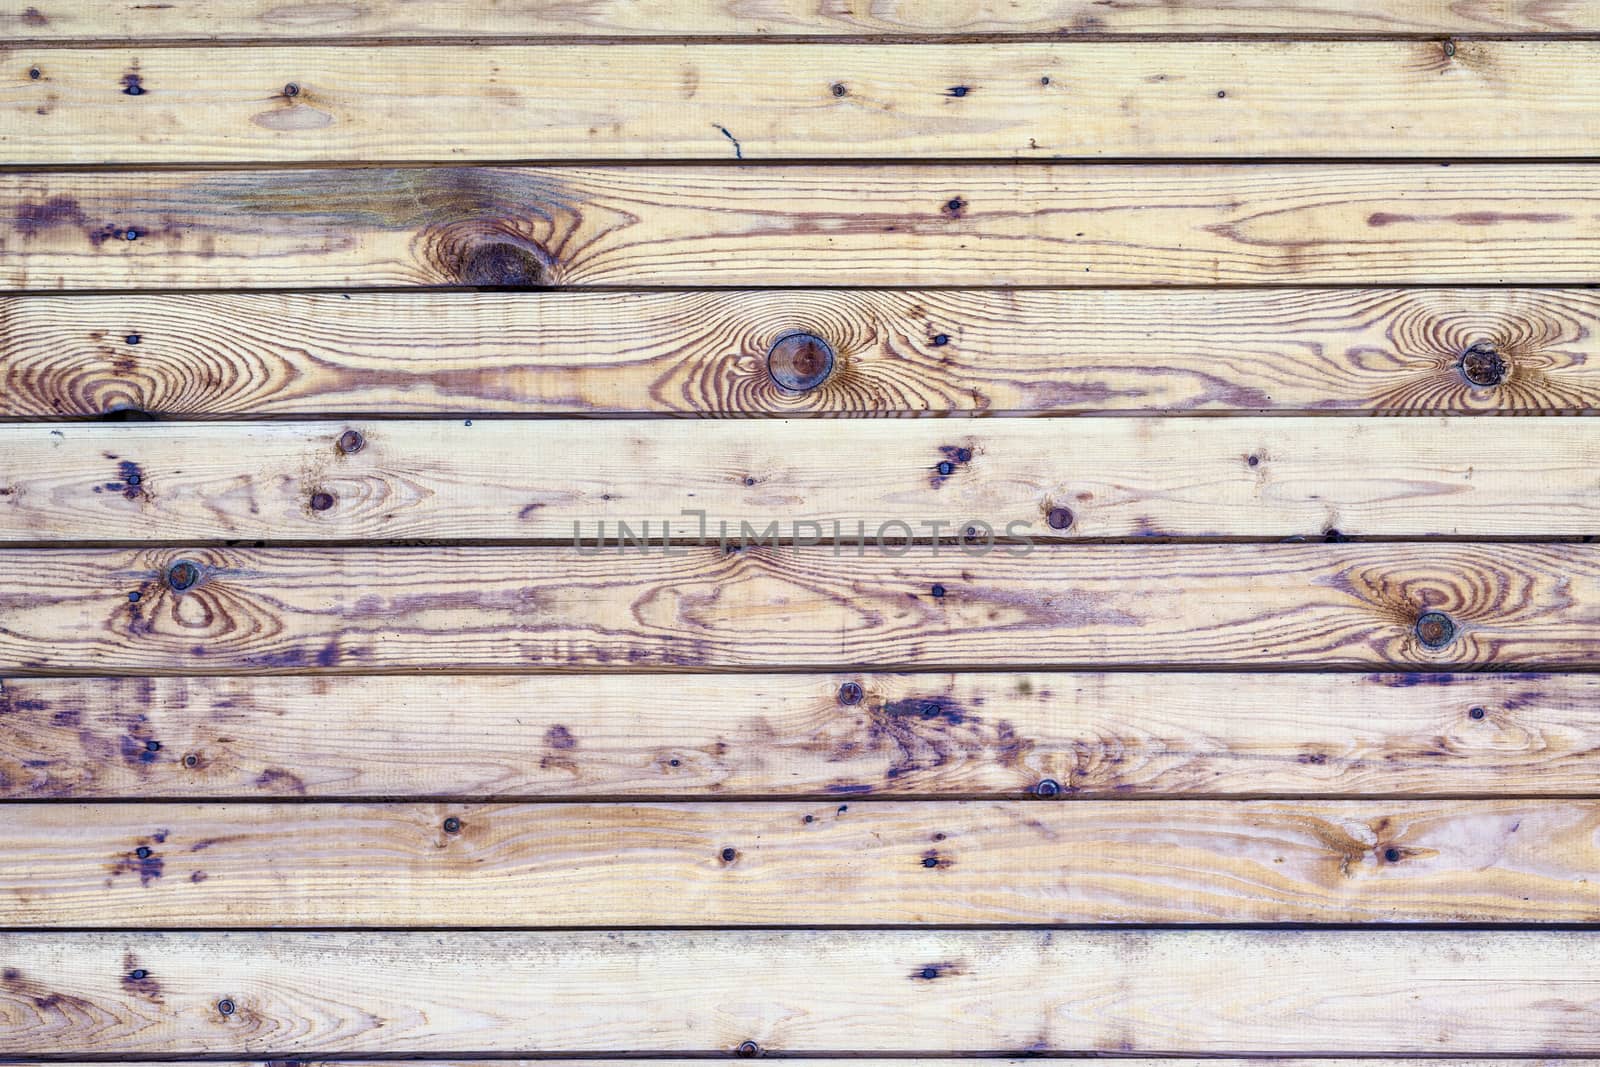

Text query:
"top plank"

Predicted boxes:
[[5, 1, 1600, 39], [8, 42, 1600, 163]]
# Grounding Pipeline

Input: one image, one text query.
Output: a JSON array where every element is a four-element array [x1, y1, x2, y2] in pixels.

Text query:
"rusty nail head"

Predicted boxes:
[[1415, 611, 1456, 649], [838, 681, 864, 705], [443, 817, 462, 834], [1460, 342, 1507, 387], [284, 82, 299, 96], [166, 560, 200, 592], [337, 429, 365, 454], [1046, 506, 1074, 531], [766, 332, 835, 393], [217, 998, 235, 1015]]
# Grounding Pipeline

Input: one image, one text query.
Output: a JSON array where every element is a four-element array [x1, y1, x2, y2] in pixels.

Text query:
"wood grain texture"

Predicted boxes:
[[7, 930, 1600, 1054], [27, 1063, 1600, 1067], [6, 672, 1594, 800], [5, 1, 1599, 38], [9, 416, 1600, 542], [6, 289, 1600, 418], [9, 165, 1600, 290], [3, 544, 1600, 673], [10, 799, 1600, 925], [9, 42, 1600, 163]]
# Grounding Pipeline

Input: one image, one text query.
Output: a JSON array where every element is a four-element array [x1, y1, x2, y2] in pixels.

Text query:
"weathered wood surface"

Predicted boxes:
[[7, 930, 1600, 1054], [10, 43, 1600, 164], [10, 799, 1600, 925], [27, 1063, 1600, 1067], [3, 544, 1600, 674], [10, 165, 1600, 290], [6, 0, 1598, 38], [12, 416, 1600, 542], [3, 672, 1588, 800], [4, 289, 1598, 419]]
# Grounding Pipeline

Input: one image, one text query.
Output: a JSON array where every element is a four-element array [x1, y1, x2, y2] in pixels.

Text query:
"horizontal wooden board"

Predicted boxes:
[[8, 1, 1600, 38], [8, 416, 1600, 542], [4, 672, 1590, 799], [25, 1063, 1600, 1067], [2, 544, 1600, 673], [9, 799, 1600, 925], [7, 930, 1600, 1054], [9, 42, 1600, 163], [4, 289, 1600, 418], [10, 165, 1600, 290]]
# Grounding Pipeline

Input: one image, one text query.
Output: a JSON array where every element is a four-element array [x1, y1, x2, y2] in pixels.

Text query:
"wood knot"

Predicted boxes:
[[1460, 342, 1508, 387], [766, 332, 835, 393], [459, 241, 551, 287], [166, 560, 200, 592], [1415, 611, 1456, 649]]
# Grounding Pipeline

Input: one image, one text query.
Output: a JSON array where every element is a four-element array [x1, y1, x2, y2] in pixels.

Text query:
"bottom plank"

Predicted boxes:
[[5, 932, 1600, 1055]]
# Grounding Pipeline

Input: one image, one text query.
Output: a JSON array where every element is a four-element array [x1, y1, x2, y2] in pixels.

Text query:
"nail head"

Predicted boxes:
[[838, 681, 864, 705]]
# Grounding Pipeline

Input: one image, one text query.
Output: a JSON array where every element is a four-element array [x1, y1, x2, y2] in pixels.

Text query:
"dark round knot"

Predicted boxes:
[[766, 332, 835, 393], [1460, 342, 1508, 387], [1414, 611, 1456, 649]]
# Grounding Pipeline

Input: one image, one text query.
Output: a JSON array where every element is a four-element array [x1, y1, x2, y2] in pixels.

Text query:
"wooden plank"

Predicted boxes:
[[7, 416, 1600, 543], [9, 799, 1600, 925], [25, 1063, 1600, 1067], [4, 289, 1599, 419], [6, 930, 1600, 1054], [6, 1, 1599, 39], [8, 42, 1600, 164], [7, 165, 1600, 290], [5, 672, 1591, 800], [2, 544, 1599, 674]]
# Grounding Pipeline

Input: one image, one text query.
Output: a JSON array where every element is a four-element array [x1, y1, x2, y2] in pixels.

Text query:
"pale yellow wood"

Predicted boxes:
[[5, 931, 1600, 1053], [3, 672, 1586, 799], [8, 799, 1600, 925], [2, 544, 1598, 673], [7, 165, 1600, 289], [5, 416, 1600, 541], [25, 1063, 1600, 1067], [7, 1, 1600, 37], [8, 42, 1599, 163], [2, 289, 1596, 418]]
